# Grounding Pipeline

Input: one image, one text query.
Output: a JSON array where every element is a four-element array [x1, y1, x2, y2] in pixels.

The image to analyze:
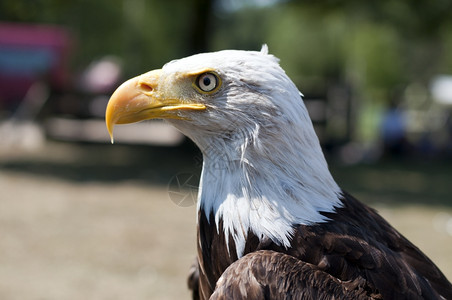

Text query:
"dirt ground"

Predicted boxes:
[[0, 141, 451, 299], [0, 172, 197, 300]]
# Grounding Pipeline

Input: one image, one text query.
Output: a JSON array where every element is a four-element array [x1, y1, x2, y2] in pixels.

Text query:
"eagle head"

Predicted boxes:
[[106, 46, 341, 253], [106, 46, 311, 154]]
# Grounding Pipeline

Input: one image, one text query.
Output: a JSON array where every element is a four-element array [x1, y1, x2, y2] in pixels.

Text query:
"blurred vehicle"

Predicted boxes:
[[0, 22, 71, 111]]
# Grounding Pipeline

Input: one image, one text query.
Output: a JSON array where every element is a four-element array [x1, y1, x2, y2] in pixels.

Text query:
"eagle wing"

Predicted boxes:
[[210, 250, 372, 300], [187, 258, 200, 300], [281, 192, 452, 300], [208, 192, 452, 299]]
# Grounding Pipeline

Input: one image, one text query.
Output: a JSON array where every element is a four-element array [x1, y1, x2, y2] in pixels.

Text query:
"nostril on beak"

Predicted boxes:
[[140, 82, 154, 93]]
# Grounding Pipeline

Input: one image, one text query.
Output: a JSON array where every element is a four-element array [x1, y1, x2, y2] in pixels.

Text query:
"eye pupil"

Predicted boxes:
[[203, 77, 211, 86]]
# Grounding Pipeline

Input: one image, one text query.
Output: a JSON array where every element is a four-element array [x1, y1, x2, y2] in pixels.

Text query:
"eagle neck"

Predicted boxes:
[[196, 131, 342, 258]]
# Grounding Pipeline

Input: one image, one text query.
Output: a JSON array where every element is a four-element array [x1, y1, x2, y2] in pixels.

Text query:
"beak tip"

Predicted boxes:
[[106, 112, 115, 144], [106, 122, 115, 144]]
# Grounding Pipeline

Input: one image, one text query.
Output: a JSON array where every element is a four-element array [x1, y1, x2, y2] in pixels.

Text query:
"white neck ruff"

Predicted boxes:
[[196, 126, 342, 258]]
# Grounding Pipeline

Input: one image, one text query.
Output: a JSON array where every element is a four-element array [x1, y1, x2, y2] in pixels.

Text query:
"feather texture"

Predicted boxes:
[[194, 193, 452, 299]]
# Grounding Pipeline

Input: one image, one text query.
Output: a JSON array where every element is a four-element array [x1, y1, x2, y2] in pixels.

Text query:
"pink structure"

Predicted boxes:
[[0, 22, 72, 106]]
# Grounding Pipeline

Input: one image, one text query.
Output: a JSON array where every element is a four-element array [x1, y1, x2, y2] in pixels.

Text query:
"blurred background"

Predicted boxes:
[[0, 0, 451, 299]]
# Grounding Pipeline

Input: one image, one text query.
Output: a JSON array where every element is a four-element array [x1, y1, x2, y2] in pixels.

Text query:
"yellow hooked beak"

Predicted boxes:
[[105, 69, 206, 143]]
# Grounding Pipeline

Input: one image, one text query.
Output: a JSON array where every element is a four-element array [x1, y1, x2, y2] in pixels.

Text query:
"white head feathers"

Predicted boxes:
[[164, 47, 342, 258]]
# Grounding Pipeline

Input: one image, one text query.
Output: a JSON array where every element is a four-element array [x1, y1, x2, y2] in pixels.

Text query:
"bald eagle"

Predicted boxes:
[[105, 46, 452, 299]]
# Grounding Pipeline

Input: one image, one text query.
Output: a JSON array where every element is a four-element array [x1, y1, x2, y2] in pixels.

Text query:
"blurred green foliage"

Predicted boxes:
[[1, 0, 452, 104]]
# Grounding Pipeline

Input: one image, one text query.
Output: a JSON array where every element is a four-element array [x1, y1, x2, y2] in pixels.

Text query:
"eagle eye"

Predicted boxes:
[[195, 72, 220, 93]]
